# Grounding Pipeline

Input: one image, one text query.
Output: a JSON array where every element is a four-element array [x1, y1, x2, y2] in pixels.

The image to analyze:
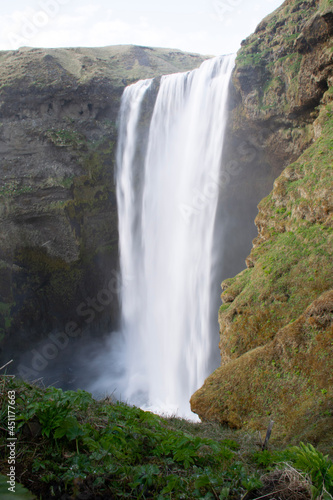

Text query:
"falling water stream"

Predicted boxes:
[[115, 54, 235, 419]]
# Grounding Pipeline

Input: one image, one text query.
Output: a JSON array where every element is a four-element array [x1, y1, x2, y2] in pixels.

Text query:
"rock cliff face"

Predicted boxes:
[[191, 0, 333, 448], [0, 45, 207, 376], [212, 0, 333, 297]]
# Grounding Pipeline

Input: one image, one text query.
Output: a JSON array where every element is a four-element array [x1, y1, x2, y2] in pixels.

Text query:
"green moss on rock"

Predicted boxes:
[[191, 92, 333, 448]]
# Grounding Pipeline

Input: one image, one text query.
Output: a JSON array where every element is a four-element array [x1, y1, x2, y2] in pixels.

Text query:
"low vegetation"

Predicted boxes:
[[0, 376, 333, 499]]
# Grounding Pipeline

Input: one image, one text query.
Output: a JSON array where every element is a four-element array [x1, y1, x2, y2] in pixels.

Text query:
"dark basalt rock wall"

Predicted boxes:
[[0, 45, 207, 379]]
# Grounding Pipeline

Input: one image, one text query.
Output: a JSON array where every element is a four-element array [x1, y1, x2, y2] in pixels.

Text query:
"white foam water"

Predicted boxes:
[[114, 54, 235, 419]]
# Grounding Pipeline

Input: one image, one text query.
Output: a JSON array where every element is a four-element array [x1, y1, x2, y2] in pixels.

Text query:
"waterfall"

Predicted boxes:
[[115, 54, 235, 419]]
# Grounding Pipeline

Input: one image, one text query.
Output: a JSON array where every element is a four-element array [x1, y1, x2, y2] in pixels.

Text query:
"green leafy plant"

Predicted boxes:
[[252, 448, 297, 467], [130, 464, 160, 490], [291, 442, 333, 499], [0, 474, 35, 499], [2, 377, 332, 500]]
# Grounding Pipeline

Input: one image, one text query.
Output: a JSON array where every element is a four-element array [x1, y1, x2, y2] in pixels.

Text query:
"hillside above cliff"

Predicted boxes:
[[0, 45, 207, 89]]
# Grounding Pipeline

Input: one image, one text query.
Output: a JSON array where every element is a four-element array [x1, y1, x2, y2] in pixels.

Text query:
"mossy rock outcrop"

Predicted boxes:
[[191, 101, 333, 445], [215, 0, 333, 295], [231, 0, 333, 167], [191, 0, 333, 450]]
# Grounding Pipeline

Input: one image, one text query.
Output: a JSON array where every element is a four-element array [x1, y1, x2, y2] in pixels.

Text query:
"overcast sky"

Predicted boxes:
[[1, 0, 285, 56]]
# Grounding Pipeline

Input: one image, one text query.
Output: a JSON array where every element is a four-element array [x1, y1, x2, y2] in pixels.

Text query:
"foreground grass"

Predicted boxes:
[[0, 376, 333, 499]]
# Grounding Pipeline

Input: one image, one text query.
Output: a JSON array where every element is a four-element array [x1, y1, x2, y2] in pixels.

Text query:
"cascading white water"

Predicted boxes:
[[116, 54, 235, 419]]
